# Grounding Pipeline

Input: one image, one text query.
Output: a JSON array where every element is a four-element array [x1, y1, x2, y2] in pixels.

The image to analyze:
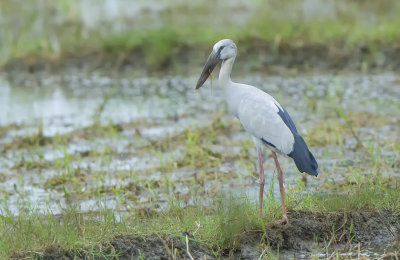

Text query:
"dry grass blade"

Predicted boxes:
[[186, 235, 194, 260]]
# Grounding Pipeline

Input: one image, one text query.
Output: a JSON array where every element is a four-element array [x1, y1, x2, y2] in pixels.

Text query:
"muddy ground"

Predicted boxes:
[[1, 70, 399, 258], [11, 210, 400, 259]]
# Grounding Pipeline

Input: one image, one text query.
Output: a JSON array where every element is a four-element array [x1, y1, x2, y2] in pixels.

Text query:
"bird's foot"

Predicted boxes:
[[274, 215, 289, 225]]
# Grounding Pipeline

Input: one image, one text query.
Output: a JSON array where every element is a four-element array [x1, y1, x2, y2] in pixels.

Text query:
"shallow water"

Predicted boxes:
[[0, 71, 399, 258], [1, 71, 399, 217]]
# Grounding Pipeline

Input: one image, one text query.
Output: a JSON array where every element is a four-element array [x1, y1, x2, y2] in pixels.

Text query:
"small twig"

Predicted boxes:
[[171, 239, 175, 259], [156, 234, 173, 259], [193, 220, 201, 235], [186, 234, 195, 260], [337, 213, 348, 242], [336, 107, 365, 150]]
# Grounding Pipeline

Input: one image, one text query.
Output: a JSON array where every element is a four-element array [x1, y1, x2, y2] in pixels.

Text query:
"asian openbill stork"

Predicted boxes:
[[195, 39, 318, 224]]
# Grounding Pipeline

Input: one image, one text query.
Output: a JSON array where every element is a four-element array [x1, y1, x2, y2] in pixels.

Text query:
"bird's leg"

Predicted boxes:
[[271, 151, 289, 225], [258, 149, 265, 219]]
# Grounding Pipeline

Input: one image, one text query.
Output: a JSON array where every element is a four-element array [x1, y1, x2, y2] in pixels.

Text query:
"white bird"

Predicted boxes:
[[195, 39, 318, 224]]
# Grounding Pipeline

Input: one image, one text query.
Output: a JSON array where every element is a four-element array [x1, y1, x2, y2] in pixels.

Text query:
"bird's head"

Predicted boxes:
[[195, 39, 237, 89]]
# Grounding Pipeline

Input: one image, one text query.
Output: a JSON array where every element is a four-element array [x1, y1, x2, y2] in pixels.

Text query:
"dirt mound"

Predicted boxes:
[[238, 210, 400, 258], [11, 210, 400, 259], [11, 234, 214, 260], [105, 234, 214, 259]]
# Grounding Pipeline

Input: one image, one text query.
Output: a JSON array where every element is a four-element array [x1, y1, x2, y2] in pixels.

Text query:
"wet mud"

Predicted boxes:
[[11, 210, 400, 259], [12, 234, 214, 259], [238, 210, 400, 258]]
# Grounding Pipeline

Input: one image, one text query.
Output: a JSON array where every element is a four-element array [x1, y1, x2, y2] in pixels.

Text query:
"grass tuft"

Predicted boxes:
[[1, 172, 400, 258]]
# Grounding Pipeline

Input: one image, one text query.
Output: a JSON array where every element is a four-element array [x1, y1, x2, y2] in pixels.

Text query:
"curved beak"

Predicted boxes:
[[195, 51, 220, 89]]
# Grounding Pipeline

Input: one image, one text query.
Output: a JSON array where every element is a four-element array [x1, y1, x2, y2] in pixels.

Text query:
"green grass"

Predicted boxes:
[[1, 133, 399, 257], [1, 170, 399, 258], [1, 0, 400, 67]]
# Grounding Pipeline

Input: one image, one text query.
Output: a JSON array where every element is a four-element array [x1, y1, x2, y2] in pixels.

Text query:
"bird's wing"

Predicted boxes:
[[237, 90, 295, 155]]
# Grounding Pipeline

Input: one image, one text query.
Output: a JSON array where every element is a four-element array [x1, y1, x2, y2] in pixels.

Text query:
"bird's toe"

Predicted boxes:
[[274, 216, 289, 225]]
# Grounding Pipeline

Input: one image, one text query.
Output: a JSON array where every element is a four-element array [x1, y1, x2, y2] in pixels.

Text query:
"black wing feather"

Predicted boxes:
[[275, 104, 318, 176]]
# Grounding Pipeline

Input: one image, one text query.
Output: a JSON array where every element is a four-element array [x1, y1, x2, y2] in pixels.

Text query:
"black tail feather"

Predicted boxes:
[[288, 134, 318, 176]]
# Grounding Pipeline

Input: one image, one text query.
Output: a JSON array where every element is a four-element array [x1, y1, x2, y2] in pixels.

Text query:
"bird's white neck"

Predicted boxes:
[[219, 56, 241, 117], [219, 56, 235, 88]]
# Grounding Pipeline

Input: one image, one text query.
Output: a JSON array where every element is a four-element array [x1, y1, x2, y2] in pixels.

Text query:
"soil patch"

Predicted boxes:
[[11, 210, 400, 259], [11, 234, 215, 260], [237, 210, 400, 258]]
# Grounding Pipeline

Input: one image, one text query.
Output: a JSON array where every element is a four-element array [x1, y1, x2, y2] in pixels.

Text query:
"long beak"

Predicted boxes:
[[195, 51, 220, 89]]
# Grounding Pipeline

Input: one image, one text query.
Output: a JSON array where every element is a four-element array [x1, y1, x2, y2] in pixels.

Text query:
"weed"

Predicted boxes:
[[2, 0, 400, 69]]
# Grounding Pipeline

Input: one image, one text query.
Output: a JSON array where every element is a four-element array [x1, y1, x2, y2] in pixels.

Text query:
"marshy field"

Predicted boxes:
[[0, 0, 400, 259]]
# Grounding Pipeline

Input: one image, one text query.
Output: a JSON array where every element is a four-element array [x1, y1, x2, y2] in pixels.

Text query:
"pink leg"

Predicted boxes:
[[271, 151, 289, 224], [258, 150, 265, 219]]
